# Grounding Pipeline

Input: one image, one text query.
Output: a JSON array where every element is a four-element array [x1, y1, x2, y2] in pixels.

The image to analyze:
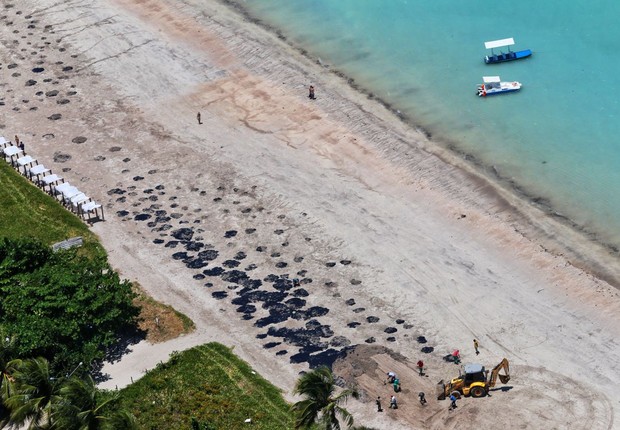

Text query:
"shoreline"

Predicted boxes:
[[2, 0, 619, 428], [222, 0, 620, 289]]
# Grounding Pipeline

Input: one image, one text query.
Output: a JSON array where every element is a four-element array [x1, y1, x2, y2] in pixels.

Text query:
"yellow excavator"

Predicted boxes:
[[437, 358, 510, 399]]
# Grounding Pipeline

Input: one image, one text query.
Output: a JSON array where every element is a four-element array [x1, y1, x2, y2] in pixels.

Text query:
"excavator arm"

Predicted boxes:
[[488, 358, 510, 388]]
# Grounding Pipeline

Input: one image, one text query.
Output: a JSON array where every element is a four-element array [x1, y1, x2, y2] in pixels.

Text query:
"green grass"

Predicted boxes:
[[113, 343, 294, 430], [0, 160, 102, 257]]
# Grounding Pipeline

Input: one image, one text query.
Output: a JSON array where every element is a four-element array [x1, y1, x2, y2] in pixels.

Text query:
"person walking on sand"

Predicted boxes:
[[419, 392, 427, 405], [376, 396, 383, 412], [417, 359, 424, 376], [473, 339, 480, 355], [15, 135, 24, 151], [196, 112, 202, 125], [308, 85, 315, 100], [390, 395, 398, 409], [449, 393, 457, 410]]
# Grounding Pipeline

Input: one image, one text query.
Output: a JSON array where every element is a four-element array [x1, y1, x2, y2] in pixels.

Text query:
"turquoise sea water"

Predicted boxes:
[[237, 0, 620, 249]]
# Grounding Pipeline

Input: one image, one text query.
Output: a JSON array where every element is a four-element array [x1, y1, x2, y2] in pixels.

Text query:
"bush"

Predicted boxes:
[[0, 238, 139, 374]]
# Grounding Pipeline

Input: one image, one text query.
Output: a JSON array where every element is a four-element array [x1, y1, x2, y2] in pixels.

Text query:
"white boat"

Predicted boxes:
[[477, 76, 521, 97]]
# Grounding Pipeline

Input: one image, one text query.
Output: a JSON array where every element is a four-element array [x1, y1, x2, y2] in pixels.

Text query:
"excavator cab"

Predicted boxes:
[[463, 364, 486, 384]]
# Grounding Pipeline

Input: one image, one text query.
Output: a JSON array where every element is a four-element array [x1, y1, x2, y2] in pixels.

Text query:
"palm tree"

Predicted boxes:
[[291, 366, 359, 430], [3, 356, 59, 429], [0, 335, 21, 428], [0, 351, 135, 430], [52, 374, 137, 430]]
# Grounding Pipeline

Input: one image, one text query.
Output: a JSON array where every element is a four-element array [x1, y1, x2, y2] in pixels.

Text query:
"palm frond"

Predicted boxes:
[[4, 357, 58, 428], [291, 399, 321, 429], [332, 388, 359, 404], [335, 406, 354, 428]]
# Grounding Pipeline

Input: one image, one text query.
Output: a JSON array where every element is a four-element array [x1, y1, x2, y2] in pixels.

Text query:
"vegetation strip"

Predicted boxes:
[[0, 160, 101, 257], [114, 343, 293, 429]]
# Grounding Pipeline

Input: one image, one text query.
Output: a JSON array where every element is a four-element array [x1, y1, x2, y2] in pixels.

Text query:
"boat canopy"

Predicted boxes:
[[482, 76, 501, 83], [484, 38, 515, 49]]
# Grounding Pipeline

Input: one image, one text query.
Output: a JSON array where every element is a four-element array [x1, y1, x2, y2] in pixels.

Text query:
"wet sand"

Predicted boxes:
[[1, 0, 619, 428]]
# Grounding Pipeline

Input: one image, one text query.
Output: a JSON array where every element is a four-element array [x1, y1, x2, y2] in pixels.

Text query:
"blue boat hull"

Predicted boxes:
[[485, 49, 532, 64]]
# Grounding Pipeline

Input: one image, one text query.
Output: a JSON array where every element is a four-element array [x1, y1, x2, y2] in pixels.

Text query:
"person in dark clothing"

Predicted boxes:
[[308, 85, 315, 100], [376, 396, 382, 412], [419, 392, 427, 405]]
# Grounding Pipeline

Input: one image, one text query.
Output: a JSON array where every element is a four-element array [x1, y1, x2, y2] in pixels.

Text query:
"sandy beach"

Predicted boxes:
[[1, 0, 619, 428]]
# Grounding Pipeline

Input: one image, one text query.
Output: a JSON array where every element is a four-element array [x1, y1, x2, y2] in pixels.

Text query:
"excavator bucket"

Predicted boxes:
[[488, 358, 510, 388], [436, 380, 447, 400], [499, 374, 510, 384]]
